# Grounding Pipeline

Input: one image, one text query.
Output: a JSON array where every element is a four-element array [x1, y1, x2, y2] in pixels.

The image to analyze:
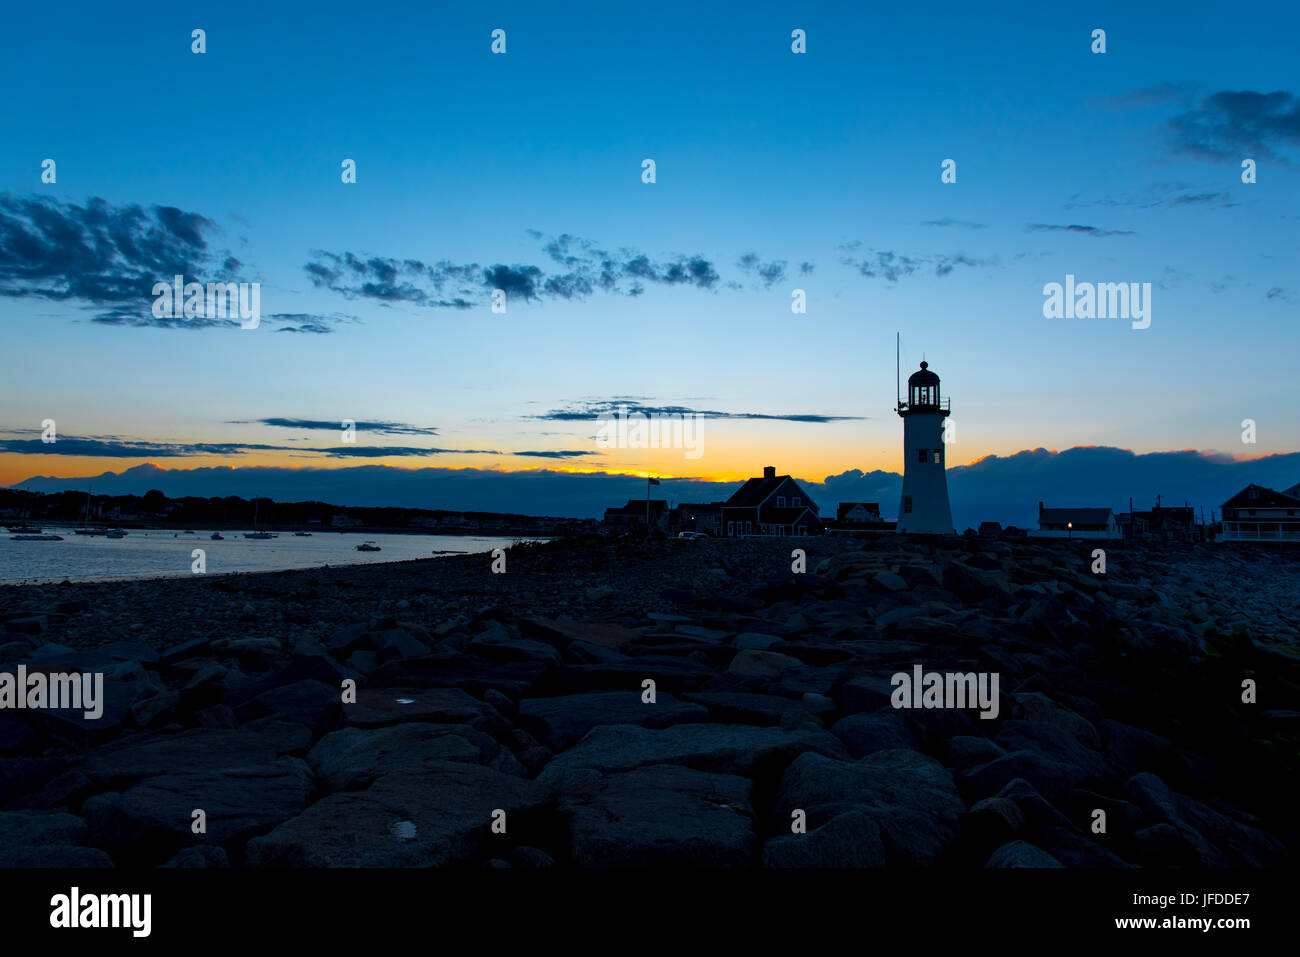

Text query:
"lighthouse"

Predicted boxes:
[[896, 360, 954, 534]]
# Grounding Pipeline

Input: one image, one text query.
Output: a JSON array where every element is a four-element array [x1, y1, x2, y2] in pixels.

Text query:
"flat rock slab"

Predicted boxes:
[[774, 749, 964, 866], [244, 761, 550, 867], [0, 845, 114, 867], [518, 690, 708, 751], [77, 719, 313, 788], [0, 810, 87, 847], [549, 723, 848, 777], [687, 691, 830, 726], [763, 809, 887, 868], [342, 686, 501, 731], [520, 619, 642, 649], [308, 723, 525, 792], [84, 757, 316, 864], [558, 764, 754, 867]]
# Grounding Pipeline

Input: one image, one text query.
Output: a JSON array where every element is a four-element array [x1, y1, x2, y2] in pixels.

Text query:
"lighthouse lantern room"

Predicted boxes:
[[896, 360, 954, 534]]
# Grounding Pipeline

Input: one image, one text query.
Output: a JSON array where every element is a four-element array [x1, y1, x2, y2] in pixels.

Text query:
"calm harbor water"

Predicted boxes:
[[0, 528, 541, 584]]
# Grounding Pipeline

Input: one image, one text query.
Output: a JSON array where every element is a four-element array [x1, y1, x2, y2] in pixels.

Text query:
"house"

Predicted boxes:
[[1030, 502, 1120, 539], [331, 513, 363, 527], [1119, 503, 1197, 541], [1220, 484, 1300, 542], [978, 521, 1003, 537], [720, 466, 820, 537], [678, 502, 723, 536], [837, 502, 881, 523], [603, 498, 671, 531]]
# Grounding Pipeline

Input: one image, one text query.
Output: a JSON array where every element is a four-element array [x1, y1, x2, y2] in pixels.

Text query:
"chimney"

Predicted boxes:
[[763, 466, 776, 479]]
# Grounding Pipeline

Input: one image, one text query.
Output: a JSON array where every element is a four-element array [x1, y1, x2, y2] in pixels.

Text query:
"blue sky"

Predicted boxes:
[[1, 0, 1297, 516]]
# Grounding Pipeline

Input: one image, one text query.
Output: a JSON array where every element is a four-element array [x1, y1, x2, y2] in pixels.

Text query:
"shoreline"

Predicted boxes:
[[1, 534, 1296, 868]]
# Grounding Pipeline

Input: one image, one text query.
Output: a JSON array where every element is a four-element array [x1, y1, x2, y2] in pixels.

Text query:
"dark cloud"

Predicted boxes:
[[922, 218, 988, 229], [1066, 182, 1236, 211], [837, 242, 997, 281], [513, 450, 599, 458], [1028, 223, 1136, 237], [306, 232, 723, 308], [1166, 89, 1300, 162], [270, 313, 357, 334], [737, 253, 788, 287], [0, 430, 499, 459], [238, 418, 440, 437], [0, 194, 246, 326], [530, 399, 862, 424]]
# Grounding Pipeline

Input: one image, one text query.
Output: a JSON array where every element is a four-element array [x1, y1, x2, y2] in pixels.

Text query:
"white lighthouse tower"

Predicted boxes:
[[896, 360, 954, 534]]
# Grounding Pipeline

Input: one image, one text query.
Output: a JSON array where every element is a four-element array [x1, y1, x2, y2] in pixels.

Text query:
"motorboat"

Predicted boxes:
[[356, 541, 382, 551], [211, 532, 224, 540], [294, 531, 312, 536], [244, 531, 273, 540]]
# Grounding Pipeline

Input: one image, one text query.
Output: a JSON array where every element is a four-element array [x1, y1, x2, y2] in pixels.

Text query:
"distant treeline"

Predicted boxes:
[[0, 487, 586, 531]]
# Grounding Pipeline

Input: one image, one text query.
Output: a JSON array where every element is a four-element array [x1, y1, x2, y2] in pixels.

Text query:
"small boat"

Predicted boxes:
[[74, 527, 107, 536], [6, 525, 41, 533], [211, 532, 224, 540], [105, 528, 127, 539], [244, 499, 273, 539], [183, 529, 195, 534], [356, 541, 382, 551], [10, 533, 63, 541], [294, 531, 312, 536]]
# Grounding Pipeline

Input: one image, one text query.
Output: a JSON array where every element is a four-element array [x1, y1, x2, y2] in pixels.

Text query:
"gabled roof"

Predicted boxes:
[[724, 473, 819, 512], [724, 475, 787, 508], [837, 502, 880, 520], [758, 506, 814, 524], [1222, 484, 1300, 509], [1039, 507, 1114, 525]]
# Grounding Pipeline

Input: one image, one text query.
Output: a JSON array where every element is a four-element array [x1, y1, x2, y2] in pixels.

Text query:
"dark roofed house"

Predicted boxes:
[[603, 498, 671, 531], [837, 502, 881, 523], [678, 502, 723, 536], [720, 466, 819, 537], [978, 521, 1003, 537], [1032, 502, 1119, 539], [1221, 483, 1300, 542]]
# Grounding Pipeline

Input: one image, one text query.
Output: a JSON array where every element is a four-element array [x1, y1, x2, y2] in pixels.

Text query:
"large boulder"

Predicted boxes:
[[762, 809, 887, 868], [774, 749, 964, 866], [244, 762, 550, 867], [558, 765, 754, 867], [308, 723, 525, 792], [548, 723, 848, 777], [518, 691, 708, 751]]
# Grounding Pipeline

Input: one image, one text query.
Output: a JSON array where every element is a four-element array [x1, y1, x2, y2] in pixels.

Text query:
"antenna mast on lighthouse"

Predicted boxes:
[[895, 332, 901, 410]]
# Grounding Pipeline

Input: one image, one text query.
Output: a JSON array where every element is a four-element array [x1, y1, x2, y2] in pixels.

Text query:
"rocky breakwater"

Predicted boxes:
[[0, 535, 1296, 867]]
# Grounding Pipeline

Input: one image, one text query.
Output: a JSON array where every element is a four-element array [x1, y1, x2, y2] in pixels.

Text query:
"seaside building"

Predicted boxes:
[[1220, 484, 1300, 542], [720, 466, 820, 536], [1031, 504, 1120, 539], [678, 502, 724, 536], [837, 502, 882, 523], [896, 361, 954, 534], [603, 498, 671, 531]]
